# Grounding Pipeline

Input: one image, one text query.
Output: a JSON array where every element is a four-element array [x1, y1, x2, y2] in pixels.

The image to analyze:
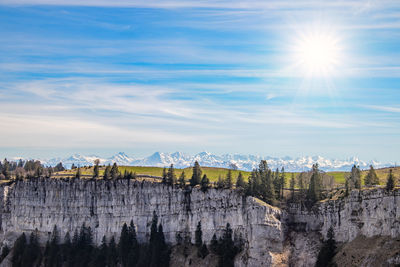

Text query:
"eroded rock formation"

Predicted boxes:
[[0, 179, 398, 266]]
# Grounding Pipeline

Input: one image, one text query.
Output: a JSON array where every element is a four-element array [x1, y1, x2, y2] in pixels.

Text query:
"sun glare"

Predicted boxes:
[[293, 30, 342, 77]]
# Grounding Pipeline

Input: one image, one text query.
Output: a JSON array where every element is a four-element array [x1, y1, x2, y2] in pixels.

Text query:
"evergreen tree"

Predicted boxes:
[[110, 163, 119, 179], [307, 164, 322, 203], [298, 172, 305, 199], [273, 168, 281, 197], [264, 170, 275, 204], [75, 167, 81, 179], [162, 168, 167, 184], [71, 163, 76, 170], [217, 175, 225, 189], [200, 174, 210, 192], [54, 162, 65, 172], [236, 172, 246, 189], [365, 165, 379, 186], [280, 167, 285, 200], [348, 165, 361, 190], [178, 171, 186, 188], [199, 243, 209, 259], [118, 223, 133, 267], [386, 169, 395, 191], [104, 165, 111, 180], [0, 245, 9, 262], [290, 173, 295, 201], [225, 169, 232, 189], [210, 234, 219, 254], [12, 232, 26, 267], [190, 161, 202, 186], [2, 159, 10, 180], [21, 231, 41, 267], [127, 220, 139, 266], [107, 237, 118, 267], [219, 223, 236, 267], [93, 159, 100, 179], [195, 221, 203, 248], [316, 227, 337, 267], [167, 164, 176, 185]]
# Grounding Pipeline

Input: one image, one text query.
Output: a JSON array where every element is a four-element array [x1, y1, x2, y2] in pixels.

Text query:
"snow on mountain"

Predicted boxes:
[[14, 152, 393, 172]]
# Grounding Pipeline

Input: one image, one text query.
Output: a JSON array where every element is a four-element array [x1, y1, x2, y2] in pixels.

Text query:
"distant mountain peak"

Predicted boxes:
[[18, 152, 393, 172]]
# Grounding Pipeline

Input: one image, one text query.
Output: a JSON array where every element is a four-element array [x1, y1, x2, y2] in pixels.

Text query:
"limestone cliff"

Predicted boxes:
[[0, 179, 399, 266], [0, 179, 284, 266]]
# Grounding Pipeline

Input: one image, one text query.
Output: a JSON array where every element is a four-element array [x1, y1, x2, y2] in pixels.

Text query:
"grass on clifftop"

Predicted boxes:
[[54, 166, 400, 186]]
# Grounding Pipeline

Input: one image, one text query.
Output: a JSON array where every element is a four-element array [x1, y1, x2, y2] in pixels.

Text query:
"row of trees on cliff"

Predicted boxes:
[[0, 159, 65, 180]]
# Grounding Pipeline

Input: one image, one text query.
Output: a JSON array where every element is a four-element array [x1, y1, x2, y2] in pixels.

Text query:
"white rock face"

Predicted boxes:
[[0, 179, 398, 266], [286, 188, 400, 243], [0, 179, 284, 267]]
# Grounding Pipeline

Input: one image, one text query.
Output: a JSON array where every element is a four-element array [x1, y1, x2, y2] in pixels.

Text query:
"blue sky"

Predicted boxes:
[[0, 0, 399, 161]]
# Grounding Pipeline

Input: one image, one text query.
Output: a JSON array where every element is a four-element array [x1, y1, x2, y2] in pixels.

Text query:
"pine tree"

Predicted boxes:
[[220, 223, 236, 267], [167, 164, 176, 185], [104, 165, 111, 180], [2, 159, 10, 179], [290, 173, 295, 201], [12, 232, 27, 267], [236, 172, 246, 189], [178, 171, 186, 188], [127, 220, 139, 266], [365, 165, 379, 186], [298, 172, 305, 199], [348, 165, 361, 189], [107, 236, 118, 267], [210, 233, 219, 254], [118, 223, 130, 267], [162, 168, 167, 184], [316, 226, 337, 267], [111, 163, 119, 179], [200, 174, 210, 192], [195, 221, 202, 248], [225, 169, 232, 188], [93, 159, 100, 179], [190, 161, 202, 186], [386, 169, 395, 191], [217, 175, 225, 189], [280, 167, 285, 199], [272, 168, 281, 197], [75, 167, 81, 179], [307, 164, 322, 203]]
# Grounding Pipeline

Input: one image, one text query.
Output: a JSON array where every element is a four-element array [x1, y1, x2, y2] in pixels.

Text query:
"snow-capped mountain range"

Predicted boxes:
[[10, 152, 394, 172]]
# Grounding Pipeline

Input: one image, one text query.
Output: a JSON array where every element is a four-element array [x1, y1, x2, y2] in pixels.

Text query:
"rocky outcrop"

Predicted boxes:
[[286, 188, 400, 242], [0, 179, 399, 266], [0, 179, 284, 266]]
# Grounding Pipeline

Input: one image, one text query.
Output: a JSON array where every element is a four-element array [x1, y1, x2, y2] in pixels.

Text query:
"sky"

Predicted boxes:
[[0, 0, 399, 161]]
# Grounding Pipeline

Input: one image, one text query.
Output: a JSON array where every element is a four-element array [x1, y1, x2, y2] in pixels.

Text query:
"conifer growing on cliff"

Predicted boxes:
[[225, 169, 233, 188], [190, 161, 202, 186], [236, 172, 246, 189], [104, 164, 111, 180], [307, 164, 322, 203], [178, 171, 186, 188], [195, 221, 203, 248], [200, 174, 210, 192], [386, 169, 395, 191], [162, 167, 167, 184], [365, 165, 379, 186], [316, 226, 337, 267], [111, 163, 119, 179], [167, 164, 176, 185], [93, 159, 100, 179]]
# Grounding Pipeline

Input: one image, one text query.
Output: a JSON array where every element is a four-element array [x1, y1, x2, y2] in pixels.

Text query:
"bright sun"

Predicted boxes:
[[293, 30, 341, 77]]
